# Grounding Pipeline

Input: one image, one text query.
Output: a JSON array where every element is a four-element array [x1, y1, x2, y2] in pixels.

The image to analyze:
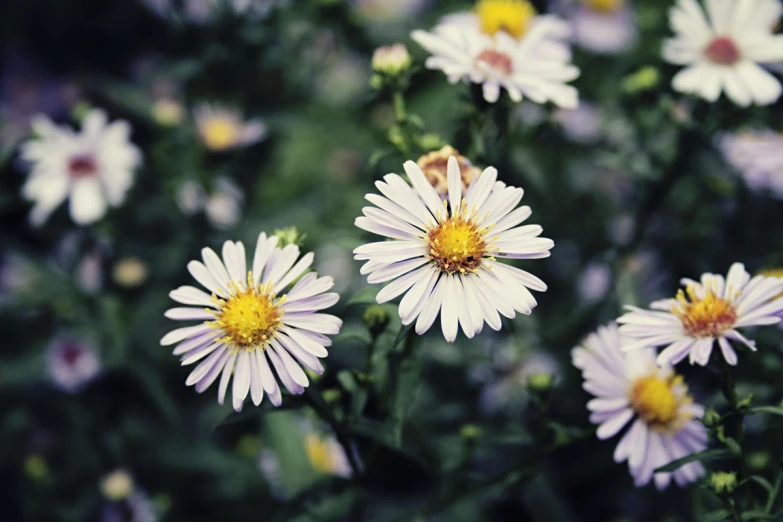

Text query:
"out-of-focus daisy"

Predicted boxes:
[[662, 0, 783, 106], [140, 0, 274, 23], [101, 490, 158, 522], [472, 342, 560, 414], [573, 323, 707, 489], [204, 177, 244, 230], [577, 261, 612, 303], [718, 129, 783, 199], [304, 432, 352, 478], [47, 337, 102, 393], [552, 101, 603, 144], [568, 0, 636, 55], [175, 180, 207, 216], [194, 103, 266, 152], [440, 0, 573, 62], [411, 18, 580, 106], [20, 109, 141, 227], [618, 263, 783, 367], [354, 156, 553, 343], [416, 146, 481, 199], [161, 234, 342, 410]]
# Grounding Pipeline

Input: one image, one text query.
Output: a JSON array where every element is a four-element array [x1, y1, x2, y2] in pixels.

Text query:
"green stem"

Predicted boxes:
[[766, 473, 782, 513], [721, 361, 752, 512], [720, 496, 742, 522], [392, 90, 407, 124]]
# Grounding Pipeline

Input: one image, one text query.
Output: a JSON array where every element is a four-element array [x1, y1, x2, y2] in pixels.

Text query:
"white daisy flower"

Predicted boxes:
[[573, 323, 708, 489], [193, 103, 266, 152], [569, 0, 637, 55], [161, 234, 342, 411], [618, 263, 783, 367], [440, 0, 573, 62], [662, 0, 783, 106], [411, 17, 580, 106], [718, 129, 783, 199], [354, 156, 553, 343], [47, 337, 102, 393], [20, 109, 141, 227]]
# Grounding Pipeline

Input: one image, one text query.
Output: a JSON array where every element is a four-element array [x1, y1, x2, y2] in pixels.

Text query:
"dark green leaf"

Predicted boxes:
[[751, 476, 774, 494], [705, 510, 730, 522], [741, 512, 779, 520], [748, 406, 783, 417], [722, 437, 742, 455], [345, 286, 380, 307], [654, 449, 732, 473]]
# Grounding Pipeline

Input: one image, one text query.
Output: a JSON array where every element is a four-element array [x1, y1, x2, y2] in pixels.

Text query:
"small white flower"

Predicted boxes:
[[161, 234, 342, 410], [662, 0, 783, 106], [573, 323, 708, 489], [193, 103, 266, 152], [47, 337, 102, 393], [204, 177, 244, 230], [718, 129, 783, 198], [618, 263, 783, 367], [411, 19, 580, 106], [552, 101, 603, 144], [569, 0, 637, 55], [20, 109, 141, 227], [354, 156, 553, 343]]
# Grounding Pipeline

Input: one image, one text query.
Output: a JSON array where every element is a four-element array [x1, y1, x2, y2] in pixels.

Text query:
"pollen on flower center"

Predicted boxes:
[[584, 0, 625, 13], [475, 49, 514, 75], [67, 154, 98, 178], [203, 118, 241, 151], [630, 375, 678, 426], [476, 0, 536, 39], [705, 37, 741, 65], [428, 204, 492, 275], [671, 286, 738, 338], [209, 273, 283, 350]]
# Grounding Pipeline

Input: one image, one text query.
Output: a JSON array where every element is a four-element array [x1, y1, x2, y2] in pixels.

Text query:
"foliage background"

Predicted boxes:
[[1, 0, 783, 521]]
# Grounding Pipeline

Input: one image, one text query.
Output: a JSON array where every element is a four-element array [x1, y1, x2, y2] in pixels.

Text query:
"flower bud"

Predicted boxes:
[[24, 454, 48, 481], [152, 98, 184, 127], [459, 424, 483, 440], [709, 471, 737, 496], [371, 43, 411, 78], [363, 304, 389, 336], [527, 372, 554, 393], [701, 408, 720, 428], [621, 66, 660, 94], [272, 227, 305, 247], [100, 469, 134, 501]]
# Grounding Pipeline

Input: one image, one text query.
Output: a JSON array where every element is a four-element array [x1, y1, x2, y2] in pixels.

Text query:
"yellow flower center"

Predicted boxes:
[[671, 285, 737, 338], [305, 434, 339, 475], [428, 202, 494, 275], [209, 273, 283, 350], [202, 117, 241, 151], [630, 375, 680, 427], [476, 0, 536, 39], [582, 0, 625, 13]]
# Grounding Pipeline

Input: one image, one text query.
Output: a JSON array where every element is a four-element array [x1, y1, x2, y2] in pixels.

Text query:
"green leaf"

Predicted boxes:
[[654, 449, 732, 473], [705, 510, 730, 522], [390, 340, 423, 446], [751, 475, 774, 494], [345, 286, 379, 307], [391, 323, 414, 351], [741, 512, 779, 520], [722, 437, 742, 455], [747, 406, 783, 417]]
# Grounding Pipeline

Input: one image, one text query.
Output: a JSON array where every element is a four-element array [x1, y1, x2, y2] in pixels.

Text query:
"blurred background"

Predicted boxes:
[[1, 0, 783, 521]]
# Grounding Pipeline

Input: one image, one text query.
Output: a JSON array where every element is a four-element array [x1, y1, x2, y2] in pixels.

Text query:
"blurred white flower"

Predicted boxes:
[[161, 235, 341, 410], [416, 146, 481, 199], [577, 261, 613, 303], [304, 433, 352, 478], [355, 156, 553, 343], [175, 180, 207, 216], [573, 323, 707, 489], [618, 263, 783, 366], [140, 0, 274, 23], [316, 53, 370, 106], [76, 249, 103, 295], [0, 253, 37, 301], [194, 103, 266, 152], [552, 101, 603, 144], [113, 257, 149, 288], [475, 343, 561, 414], [718, 130, 783, 198], [412, 20, 580, 106], [101, 490, 158, 522], [569, 0, 637, 54], [20, 109, 142, 227], [204, 177, 244, 230], [662, 0, 783, 106], [47, 337, 101, 393]]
